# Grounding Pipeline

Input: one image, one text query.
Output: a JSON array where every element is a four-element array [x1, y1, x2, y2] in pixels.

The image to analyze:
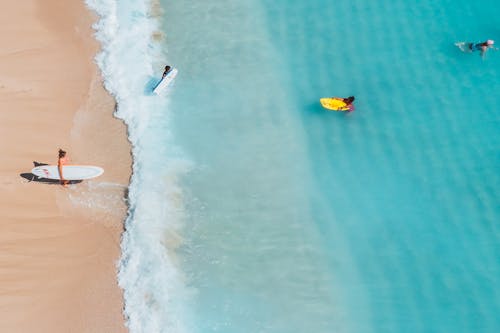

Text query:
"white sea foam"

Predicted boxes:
[[85, 0, 191, 331]]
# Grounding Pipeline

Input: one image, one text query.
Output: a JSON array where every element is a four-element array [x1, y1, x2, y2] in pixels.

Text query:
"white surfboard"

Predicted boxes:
[[31, 165, 104, 180], [153, 68, 178, 95]]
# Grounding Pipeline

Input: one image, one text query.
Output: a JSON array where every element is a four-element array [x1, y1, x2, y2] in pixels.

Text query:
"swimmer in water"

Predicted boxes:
[[468, 40, 495, 58], [162, 66, 172, 78], [342, 96, 355, 112]]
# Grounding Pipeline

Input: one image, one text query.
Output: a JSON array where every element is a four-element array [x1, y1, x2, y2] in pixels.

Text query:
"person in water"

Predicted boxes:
[[469, 40, 495, 57], [58, 149, 69, 186], [162, 65, 172, 78], [342, 96, 355, 111]]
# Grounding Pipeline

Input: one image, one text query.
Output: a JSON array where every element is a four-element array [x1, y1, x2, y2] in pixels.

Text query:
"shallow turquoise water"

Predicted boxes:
[[160, 0, 500, 332], [90, 0, 500, 331]]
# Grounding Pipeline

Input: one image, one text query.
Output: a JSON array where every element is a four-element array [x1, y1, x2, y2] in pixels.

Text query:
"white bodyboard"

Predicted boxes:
[[32, 165, 104, 180], [153, 68, 178, 95]]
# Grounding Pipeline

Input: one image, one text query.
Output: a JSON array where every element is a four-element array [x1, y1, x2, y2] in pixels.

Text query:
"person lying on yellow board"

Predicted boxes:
[[320, 96, 355, 112]]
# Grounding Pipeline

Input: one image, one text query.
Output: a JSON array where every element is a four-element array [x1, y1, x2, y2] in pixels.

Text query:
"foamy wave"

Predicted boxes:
[[85, 0, 191, 332]]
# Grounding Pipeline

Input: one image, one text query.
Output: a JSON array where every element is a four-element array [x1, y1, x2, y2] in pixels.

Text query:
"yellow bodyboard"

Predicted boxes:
[[320, 98, 350, 111]]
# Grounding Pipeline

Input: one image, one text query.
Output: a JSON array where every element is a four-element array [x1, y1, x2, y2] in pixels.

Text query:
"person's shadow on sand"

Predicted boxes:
[[19, 161, 82, 185]]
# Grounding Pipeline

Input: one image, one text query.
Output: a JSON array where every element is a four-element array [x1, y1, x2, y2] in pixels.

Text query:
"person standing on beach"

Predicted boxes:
[[58, 149, 69, 186]]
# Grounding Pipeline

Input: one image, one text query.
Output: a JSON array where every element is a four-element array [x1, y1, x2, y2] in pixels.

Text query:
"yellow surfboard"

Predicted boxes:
[[320, 97, 351, 111]]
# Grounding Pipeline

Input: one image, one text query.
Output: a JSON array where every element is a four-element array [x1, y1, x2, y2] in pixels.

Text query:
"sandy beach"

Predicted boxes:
[[0, 1, 130, 332]]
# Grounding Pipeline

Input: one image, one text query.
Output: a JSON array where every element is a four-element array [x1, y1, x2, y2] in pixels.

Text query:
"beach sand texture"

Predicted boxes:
[[0, 1, 130, 332]]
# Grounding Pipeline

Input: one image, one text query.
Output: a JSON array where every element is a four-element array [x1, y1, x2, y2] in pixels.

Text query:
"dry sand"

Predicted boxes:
[[0, 1, 130, 332]]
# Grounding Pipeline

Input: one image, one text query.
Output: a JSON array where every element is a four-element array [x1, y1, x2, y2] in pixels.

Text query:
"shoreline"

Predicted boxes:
[[0, 1, 130, 332]]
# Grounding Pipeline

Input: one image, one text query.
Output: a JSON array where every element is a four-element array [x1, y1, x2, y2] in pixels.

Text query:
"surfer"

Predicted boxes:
[[341, 96, 355, 111], [162, 65, 172, 78], [58, 149, 69, 186], [468, 40, 495, 57]]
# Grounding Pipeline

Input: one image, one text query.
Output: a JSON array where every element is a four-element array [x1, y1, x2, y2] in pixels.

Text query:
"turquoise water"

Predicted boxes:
[[88, 0, 500, 332], [163, 0, 500, 332]]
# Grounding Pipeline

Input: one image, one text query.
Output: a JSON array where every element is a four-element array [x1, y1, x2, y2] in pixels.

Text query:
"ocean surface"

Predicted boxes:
[[86, 0, 500, 332]]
